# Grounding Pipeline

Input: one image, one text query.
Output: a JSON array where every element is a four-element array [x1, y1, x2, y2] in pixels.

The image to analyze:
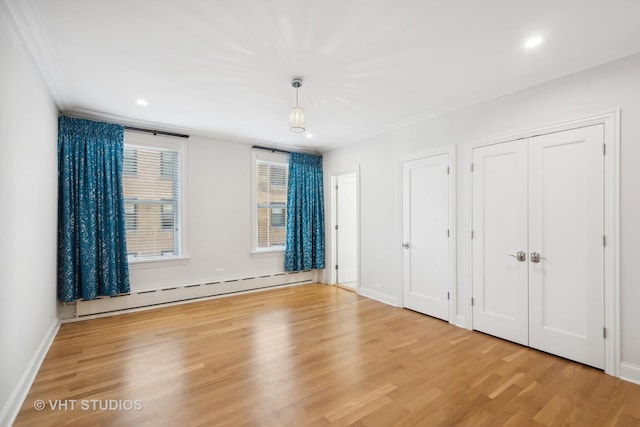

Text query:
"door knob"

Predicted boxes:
[[508, 251, 526, 262], [530, 252, 546, 263], [402, 242, 410, 249]]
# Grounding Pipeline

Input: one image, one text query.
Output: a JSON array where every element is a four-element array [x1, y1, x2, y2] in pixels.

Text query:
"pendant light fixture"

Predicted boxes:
[[289, 78, 305, 133]]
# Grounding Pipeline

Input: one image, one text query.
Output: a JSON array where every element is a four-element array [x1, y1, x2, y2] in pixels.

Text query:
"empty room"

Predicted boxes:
[[3, 0, 640, 425]]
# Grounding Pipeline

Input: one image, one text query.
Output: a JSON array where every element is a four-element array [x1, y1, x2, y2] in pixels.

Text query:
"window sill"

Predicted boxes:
[[128, 256, 191, 269], [251, 248, 285, 257]]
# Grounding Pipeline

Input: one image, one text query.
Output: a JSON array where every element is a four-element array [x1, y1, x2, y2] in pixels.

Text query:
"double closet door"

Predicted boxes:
[[472, 124, 605, 369]]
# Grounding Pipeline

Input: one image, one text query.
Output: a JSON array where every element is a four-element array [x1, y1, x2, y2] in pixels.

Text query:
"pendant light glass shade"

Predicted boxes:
[[289, 78, 305, 132], [289, 106, 305, 132]]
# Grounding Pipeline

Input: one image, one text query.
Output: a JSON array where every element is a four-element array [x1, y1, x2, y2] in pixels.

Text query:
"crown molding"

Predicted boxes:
[[63, 108, 320, 154], [3, 0, 67, 110]]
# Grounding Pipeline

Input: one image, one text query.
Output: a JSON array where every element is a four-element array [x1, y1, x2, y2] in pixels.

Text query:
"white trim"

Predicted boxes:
[[359, 287, 398, 306], [398, 146, 457, 323], [462, 139, 473, 330], [454, 315, 466, 328], [3, 0, 68, 109], [329, 174, 337, 284], [449, 146, 457, 324], [313, 269, 326, 284], [69, 281, 308, 321], [250, 248, 285, 256], [462, 111, 620, 148], [128, 256, 191, 269], [0, 318, 60, 427], [463, 110, 621, 376], [328, 167, 361, 294], [72, 270, 313, 319], [604, 110, 621, 377], [620, 362, 640, 386]]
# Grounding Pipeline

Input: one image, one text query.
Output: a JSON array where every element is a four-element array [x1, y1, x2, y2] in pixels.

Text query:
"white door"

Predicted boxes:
[[528, 125, 605, 368], [402, 153, 450, 321], [472, 141, 529, 345], [336, 173, 358, 287]]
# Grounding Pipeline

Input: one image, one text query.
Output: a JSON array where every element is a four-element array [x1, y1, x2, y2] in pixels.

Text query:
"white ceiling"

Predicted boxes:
[[6, 0, 640, 152]]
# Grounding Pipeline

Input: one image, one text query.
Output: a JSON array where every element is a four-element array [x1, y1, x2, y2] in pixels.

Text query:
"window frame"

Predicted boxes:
[[123, 131, 189, 268], [251, 149, 289, 255]]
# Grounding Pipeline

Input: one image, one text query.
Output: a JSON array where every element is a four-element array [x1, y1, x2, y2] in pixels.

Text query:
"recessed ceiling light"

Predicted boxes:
[[524, 36, 543, 49], [306, 134, 313, 139], [136, 99, 149, 106]]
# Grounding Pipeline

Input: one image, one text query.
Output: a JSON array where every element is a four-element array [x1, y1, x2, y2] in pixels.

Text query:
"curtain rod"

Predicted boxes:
[[252, 145, 290, 154], [124, 126, 189, 139], [251, 145, 322, 157]]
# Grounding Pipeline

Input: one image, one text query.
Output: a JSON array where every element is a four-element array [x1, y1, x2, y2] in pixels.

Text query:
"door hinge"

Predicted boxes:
[[447, 229, 450, 237], [471, 230, 475, 239], [447, 166, 450, 175], [335, 184, 338, 190], [447, 291, 450, 300], [335, 224, 339, 230], [471, 297, 475, 306], [335, 264, 338, 270], [603, 144, 606, 155], [603, 327, 607, 339], [470, 163, 475, 172], [603, 235, 606, 247]]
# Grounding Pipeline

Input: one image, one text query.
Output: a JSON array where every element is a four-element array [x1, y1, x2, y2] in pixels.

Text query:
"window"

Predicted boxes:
[[270, 207, 285, 228], [161, 202, 173, 231], [123, 147, 137, 175], [160, 151, 176, 177], [122, 140, 183, 262], [124, 202, 137, 231], [252, 150, 289, 251], [270, 170, 287, 187]]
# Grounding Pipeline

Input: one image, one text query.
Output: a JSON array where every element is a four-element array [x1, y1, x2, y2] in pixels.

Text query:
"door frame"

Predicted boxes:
[[399, 145, 457, 323], [329, 167, 361, 292], [463, 110, 620, 376]]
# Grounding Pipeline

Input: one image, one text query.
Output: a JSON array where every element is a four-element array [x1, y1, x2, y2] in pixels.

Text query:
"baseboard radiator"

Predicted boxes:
[[74, 270, 313, 318]]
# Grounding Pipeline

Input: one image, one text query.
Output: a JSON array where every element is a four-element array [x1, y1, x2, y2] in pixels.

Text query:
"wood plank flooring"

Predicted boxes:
[[14, 284, 640, 426]]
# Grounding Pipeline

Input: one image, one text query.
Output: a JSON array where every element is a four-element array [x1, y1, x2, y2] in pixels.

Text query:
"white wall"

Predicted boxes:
[[0, 3, 59, 425], [323, 53, 640, 370], [129, 135, 287, 291]]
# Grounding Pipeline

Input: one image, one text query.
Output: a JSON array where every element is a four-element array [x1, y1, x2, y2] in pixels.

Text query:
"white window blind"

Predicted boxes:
[[123, 145, 181, 260], [123, 147, 137, 175], [254, 152, 289, 250]]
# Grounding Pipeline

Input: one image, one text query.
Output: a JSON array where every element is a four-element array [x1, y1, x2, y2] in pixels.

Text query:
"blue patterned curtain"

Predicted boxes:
[[285, 152, 325, 271], [58, 116, 130, 302]]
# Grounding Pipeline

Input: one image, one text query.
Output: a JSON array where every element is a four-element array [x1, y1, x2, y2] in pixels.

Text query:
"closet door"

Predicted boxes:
[[528, 125, 605, 369], [472, 141, 529, 345]]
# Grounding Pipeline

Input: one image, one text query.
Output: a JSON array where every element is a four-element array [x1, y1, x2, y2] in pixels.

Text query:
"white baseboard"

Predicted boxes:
[[313, 269, 326, 284], [0, 317, 60, 427], [620, 362, 640, 385], [358, 287, 398, 306], [63, 280, 311, 323], [71, 270, 313, 319]]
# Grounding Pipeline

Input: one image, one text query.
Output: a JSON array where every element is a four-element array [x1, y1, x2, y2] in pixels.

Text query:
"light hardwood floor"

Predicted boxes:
[[15, 284, 640, 426]]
